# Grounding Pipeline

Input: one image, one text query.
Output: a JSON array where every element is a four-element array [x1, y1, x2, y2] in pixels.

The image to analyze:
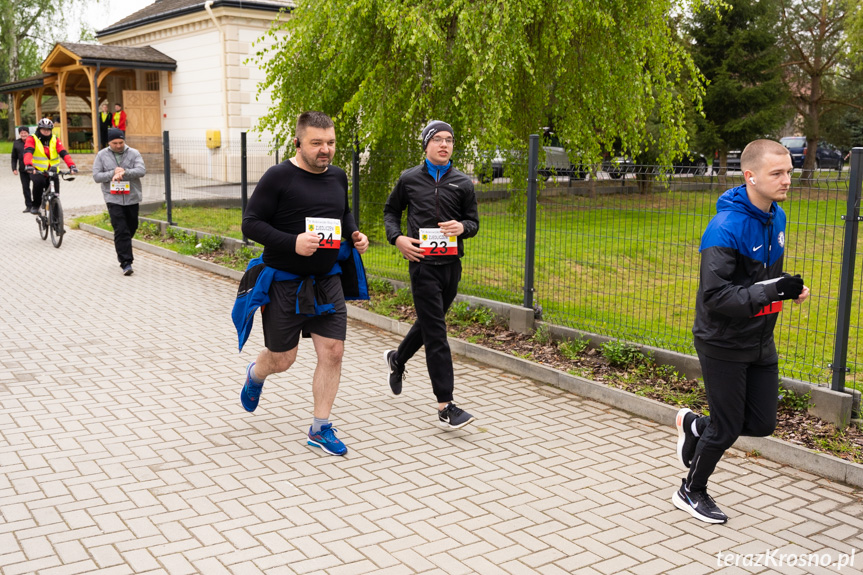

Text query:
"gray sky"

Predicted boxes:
[[66, 0, 155, 43]]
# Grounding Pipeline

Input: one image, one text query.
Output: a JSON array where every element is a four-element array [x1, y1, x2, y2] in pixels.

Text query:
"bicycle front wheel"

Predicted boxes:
[[49, 197, 64, 248]]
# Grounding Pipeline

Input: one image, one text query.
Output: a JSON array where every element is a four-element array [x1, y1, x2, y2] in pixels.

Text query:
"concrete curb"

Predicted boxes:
[[78, 223, 244, 281], [75, 223, 863, 489], [346, 304, 863, 489]]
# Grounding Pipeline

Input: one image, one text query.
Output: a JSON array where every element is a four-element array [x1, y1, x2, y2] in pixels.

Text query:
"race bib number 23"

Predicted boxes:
[[306, 217, 341, 249], [419, 228, 457, 256]]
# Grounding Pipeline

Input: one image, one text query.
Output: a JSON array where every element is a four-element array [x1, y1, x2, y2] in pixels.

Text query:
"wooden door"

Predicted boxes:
[[122, 90, 161, 153]]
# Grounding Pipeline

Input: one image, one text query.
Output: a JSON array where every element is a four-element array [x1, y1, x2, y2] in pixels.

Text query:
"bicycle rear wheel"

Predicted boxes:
[[38, 210, 48, 240], [49, 197, 64, 248]]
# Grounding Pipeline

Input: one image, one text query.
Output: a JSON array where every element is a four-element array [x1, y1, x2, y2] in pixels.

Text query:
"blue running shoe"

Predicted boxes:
[[307, 423, 347, 456], [240, 362, 264, 412]]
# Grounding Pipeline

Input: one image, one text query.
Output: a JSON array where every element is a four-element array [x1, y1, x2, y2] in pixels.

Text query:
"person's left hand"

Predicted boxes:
[[793, 286, 810, 304], [351, 231, 369, 254], [438, 220, 464, 236]]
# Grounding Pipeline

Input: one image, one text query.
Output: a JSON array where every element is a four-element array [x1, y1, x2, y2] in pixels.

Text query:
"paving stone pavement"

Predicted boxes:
[[2, 174, 863, 575]]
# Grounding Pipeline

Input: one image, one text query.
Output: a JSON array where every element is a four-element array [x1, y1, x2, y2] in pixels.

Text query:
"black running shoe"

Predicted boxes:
[[675, 407, 699, 469], [383, 350, 405, 395], [438, 403, 476, 430], [672, 479, 728, 524]]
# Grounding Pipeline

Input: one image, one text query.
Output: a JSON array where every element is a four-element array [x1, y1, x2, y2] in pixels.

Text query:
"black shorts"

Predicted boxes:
[[261, 274, 347, 352]]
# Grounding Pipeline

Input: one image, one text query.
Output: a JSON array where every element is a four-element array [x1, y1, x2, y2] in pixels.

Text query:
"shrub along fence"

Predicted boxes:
[[152, 131, 863, 398]]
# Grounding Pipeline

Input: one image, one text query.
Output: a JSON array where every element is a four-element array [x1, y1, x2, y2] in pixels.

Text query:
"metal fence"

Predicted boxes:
[[351, 141, 863, 395], [151, 131, 863, 394], [154, 132, 280, 238]]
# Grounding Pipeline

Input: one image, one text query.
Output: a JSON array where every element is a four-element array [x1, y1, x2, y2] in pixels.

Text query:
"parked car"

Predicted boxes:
[[476, 129, 589, 183], [538, 129, 588, 181], [671, 153, 709, 175], [602, 155, 636, 179], [721, 149, 742, 172], [476, 150, 505, 183], [780, 137, 844, 170], [539, 144, 588, 181]]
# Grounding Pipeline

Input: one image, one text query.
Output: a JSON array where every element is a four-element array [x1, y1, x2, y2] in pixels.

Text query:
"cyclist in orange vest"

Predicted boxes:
[[23, 118, 78, 214], [112, 103, 127, 133]]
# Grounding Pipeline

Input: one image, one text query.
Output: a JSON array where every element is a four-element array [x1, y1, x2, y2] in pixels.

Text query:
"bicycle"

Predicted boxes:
[[30, 166, 75, 248]]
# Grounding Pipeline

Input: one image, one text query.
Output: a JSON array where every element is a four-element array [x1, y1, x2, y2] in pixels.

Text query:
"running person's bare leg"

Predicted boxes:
[[310, 334, 343, 419], [254, 346, 298, 378]]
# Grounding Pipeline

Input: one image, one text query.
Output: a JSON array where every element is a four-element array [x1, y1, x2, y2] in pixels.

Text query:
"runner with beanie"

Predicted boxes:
[[382, 120, 480, 429]]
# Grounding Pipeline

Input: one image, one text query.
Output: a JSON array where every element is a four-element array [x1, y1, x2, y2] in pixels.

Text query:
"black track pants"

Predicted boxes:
[[686, 350, 779, 492], [30, 173, 59, 207], [395, 260, 462, 403], [19, 171, 33, 208], [107, 203, 139, 268]]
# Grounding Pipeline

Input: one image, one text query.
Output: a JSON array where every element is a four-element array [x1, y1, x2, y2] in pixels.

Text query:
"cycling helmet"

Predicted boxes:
[[37, 118, 54, 130]]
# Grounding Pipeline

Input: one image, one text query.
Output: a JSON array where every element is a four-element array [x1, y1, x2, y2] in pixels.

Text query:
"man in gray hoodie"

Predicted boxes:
[[93, 128, 146, 275]]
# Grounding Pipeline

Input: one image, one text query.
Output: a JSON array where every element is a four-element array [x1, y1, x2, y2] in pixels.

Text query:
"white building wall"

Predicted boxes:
[[149, 30, 225, 139], [99, 8, 289, 181]]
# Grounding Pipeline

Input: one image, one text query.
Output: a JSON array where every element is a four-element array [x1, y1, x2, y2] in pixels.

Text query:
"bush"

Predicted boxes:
[[447, 301, 497, 327], [559, 337, 589, 360], [531, 323, 554, 345], [779, 385, 812, 411], [196, 234, 223, 254], [165, 226, 198, 245], [368, 278, 395, 297], [392, 288, 414, 307], [137, 221, 161, 239], [600, 340, 645, 368]]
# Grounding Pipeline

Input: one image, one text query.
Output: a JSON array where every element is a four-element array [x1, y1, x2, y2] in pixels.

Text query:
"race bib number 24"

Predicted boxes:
[[419, 228, 457, 256], [306, 217, 341, 249]]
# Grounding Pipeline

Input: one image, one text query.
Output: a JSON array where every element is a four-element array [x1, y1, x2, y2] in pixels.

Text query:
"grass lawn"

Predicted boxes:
[[83, 171, 861, 391], [0, 141, 13, 154]]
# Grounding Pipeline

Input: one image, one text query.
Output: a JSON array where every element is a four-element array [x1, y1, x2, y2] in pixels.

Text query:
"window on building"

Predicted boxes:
[[145, 72, 160, 91]]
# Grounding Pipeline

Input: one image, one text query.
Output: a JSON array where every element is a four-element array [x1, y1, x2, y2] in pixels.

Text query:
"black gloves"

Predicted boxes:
[[25, 165, 34, 174], [70, 165, 78, 174], [775, 274, 805, 301]]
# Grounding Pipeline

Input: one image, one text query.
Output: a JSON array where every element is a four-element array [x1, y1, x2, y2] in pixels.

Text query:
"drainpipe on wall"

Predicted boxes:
[[205, 0, 230, 181]]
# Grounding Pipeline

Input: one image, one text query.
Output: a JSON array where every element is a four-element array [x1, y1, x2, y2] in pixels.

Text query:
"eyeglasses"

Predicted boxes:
[[431, 137, 454, 145]]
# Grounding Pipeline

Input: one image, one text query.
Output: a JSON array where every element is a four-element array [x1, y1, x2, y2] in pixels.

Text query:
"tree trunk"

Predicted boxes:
[[801, 73, 821, 181], [6, 30, 19, 138], [718, 146, 728, 187]]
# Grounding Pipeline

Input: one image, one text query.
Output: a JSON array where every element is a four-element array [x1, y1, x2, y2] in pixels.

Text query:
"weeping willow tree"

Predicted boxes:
[[255, 0, 705, 209]]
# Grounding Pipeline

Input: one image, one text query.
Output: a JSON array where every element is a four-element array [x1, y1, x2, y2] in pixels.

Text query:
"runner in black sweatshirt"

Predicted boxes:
[[382, 120, 480, 430], [238, 111, 369, 457]]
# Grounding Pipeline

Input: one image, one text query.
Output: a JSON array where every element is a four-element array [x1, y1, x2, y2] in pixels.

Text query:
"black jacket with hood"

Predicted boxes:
[[693, 184, 789, 362]]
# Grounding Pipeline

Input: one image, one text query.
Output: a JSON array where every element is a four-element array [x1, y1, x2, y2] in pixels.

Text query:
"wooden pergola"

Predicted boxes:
[[1, 43, 176, 151]]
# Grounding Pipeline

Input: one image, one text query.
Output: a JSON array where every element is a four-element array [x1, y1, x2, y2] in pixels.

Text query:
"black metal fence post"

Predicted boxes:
[[275, 136, 280, 165], [830, 147, 863, 393], [524, 134, 539, 309], [352, 138, 360, 228], [162, 130, 174, 225], [241, 131, 249, 244]]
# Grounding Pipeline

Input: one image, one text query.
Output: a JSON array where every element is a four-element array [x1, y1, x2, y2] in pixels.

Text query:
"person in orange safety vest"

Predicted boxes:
[[23, 118, 78, 214]]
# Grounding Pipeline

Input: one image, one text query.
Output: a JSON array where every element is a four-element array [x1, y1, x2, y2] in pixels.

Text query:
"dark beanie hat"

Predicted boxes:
[[421, 120, 454, 150], [107, 128, 125, 142]]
